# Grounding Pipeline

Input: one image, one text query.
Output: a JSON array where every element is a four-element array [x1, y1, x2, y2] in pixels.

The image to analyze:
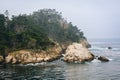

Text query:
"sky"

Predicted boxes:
[[0, 0, 120, 39]]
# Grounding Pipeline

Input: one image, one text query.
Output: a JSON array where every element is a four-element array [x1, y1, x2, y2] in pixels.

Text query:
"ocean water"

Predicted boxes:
[[0, 39, 120, 80]]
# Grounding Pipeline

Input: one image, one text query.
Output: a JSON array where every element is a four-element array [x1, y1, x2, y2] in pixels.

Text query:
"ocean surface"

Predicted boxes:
[[0, 39, 120, 80]]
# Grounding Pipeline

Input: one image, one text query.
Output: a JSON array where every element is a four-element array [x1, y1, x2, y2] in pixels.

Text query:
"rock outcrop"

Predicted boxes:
[[63, 43, 94, 63], [0, 55, 4, 63], [98, 56, 109, 62], [5, 44, 62, 64]]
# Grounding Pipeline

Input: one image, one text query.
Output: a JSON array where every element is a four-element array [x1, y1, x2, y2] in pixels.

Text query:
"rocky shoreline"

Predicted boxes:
[[0, 41, 109, 65], [5, 44, 62, 64], [0, 42, 62, 64]]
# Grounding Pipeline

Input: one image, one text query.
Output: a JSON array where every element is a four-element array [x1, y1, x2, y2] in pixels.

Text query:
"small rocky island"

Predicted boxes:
[[0, 42, 109, 64], [0, 9, 109, 64]]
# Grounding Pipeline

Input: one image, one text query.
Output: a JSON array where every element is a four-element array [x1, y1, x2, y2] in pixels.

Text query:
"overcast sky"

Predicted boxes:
[[0, 0, 120, 39]]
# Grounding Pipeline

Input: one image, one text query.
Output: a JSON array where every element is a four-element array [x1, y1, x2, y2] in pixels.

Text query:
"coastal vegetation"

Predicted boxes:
[[0, 9, 94, 64], [0, 9, 86, 57]]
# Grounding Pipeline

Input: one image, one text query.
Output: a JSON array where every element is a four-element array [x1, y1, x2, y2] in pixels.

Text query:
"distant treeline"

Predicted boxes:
[[0, 9, 86, 56]]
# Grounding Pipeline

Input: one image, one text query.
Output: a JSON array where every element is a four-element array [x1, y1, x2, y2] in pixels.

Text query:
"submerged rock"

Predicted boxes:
[[108, 46, 112, 49], [98, 56, 109, 62], [5, 44, 62, 64], [63, 43, 94, 63]]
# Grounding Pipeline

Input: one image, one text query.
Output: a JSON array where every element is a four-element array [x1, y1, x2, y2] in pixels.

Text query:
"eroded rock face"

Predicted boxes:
[[63, 43, 94, 63], [5, 45, 62, 64]]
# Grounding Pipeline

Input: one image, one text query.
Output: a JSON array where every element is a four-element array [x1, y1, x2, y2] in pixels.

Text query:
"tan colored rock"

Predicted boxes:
[[36, 57, 44, 62], [12, 58, 17, 64], [44, 57, 50, 61], [63, 43, 94, 63], [0, 55, 4, 63], [6, 55, 13, 63], [5, 44, 62, 64]]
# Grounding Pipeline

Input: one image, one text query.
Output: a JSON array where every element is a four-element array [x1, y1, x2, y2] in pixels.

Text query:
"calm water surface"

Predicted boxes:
[[0, 39, 120, 80]]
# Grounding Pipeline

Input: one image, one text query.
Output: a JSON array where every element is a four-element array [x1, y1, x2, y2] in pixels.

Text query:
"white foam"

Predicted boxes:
[[19, 62, 47, 66], [108, 58, 113, 61], [89, 46, 106, 51], [91, 59, 101, 63]]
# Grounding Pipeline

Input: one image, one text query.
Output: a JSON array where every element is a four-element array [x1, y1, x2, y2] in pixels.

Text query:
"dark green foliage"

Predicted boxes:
[[0, 14, 10, 57], [0, 14, 5, 31], [31, 9, 86, 43], [0, 9, 86, 56]]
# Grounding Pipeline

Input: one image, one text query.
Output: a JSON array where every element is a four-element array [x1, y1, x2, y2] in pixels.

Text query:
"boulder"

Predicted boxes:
[[98, 56, 109, 62], [63, 43, 94, 63]]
